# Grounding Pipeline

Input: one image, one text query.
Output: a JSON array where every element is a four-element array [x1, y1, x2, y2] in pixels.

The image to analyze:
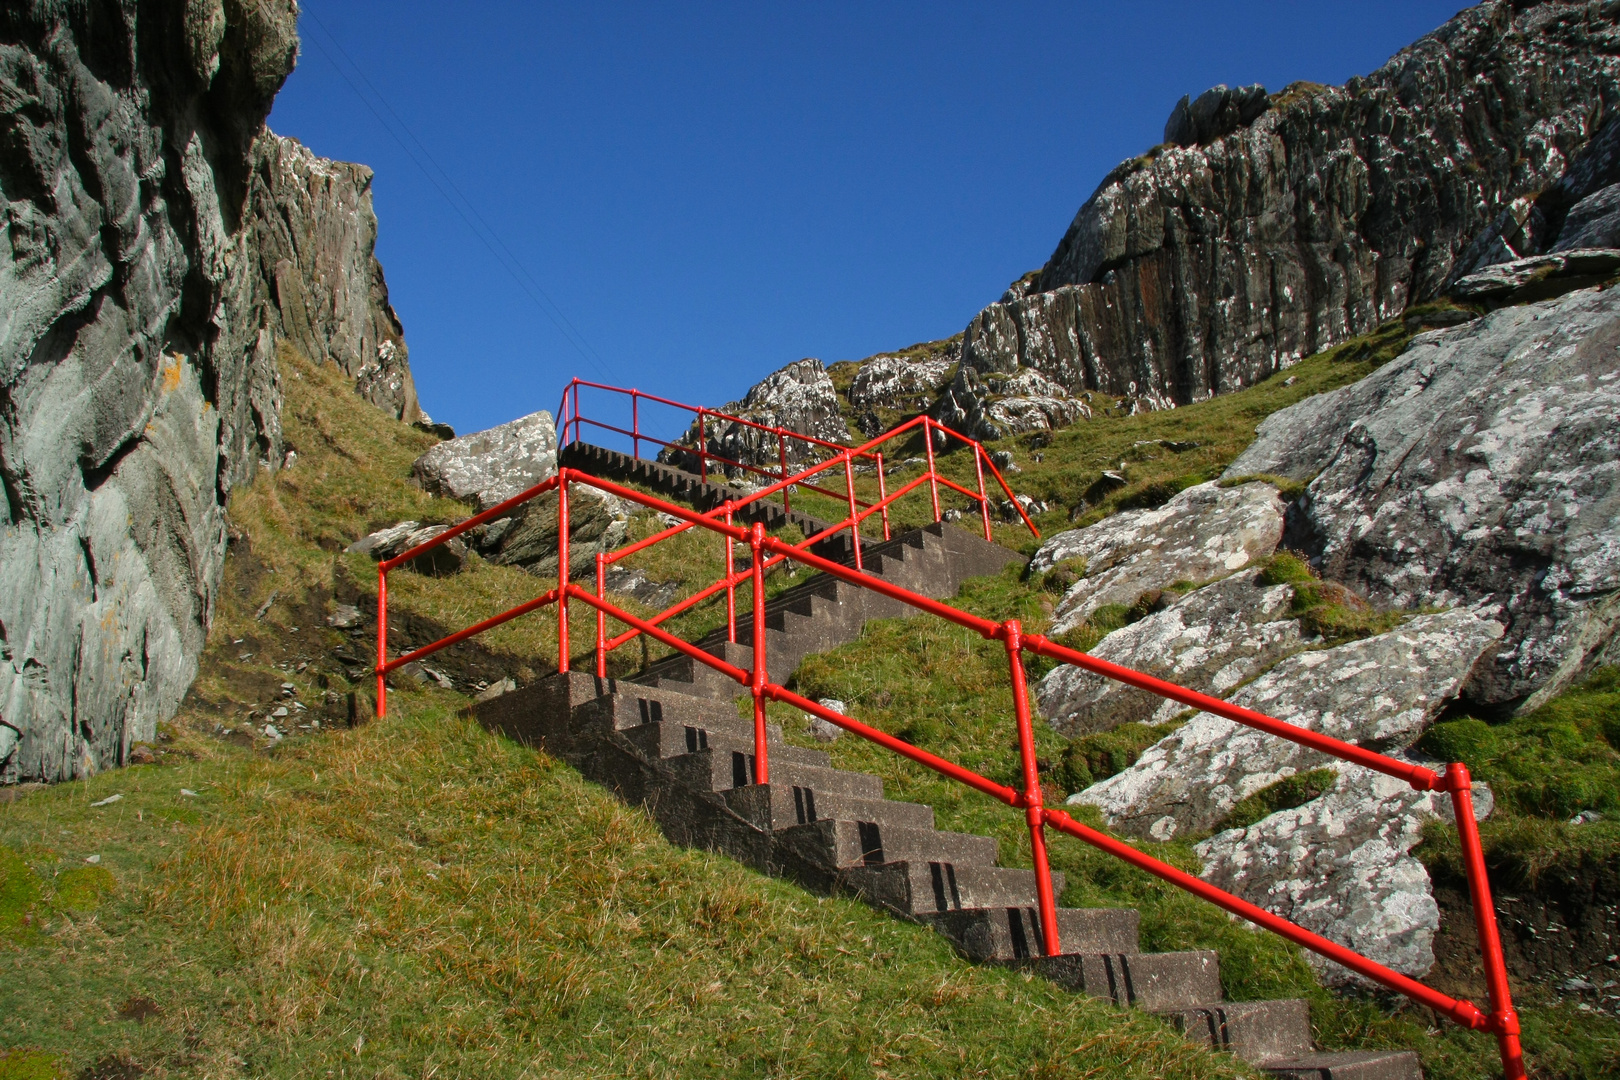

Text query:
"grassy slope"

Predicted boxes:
[[5, 312, 1617, 1077], [0, 347, 1247, 1080]]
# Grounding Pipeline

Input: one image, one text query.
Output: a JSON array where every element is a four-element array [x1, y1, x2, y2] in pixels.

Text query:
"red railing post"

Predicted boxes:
[[876, 452, 891, 541], [844, 453, 863, 571], [923, 418, 941, 522], [595, 550, 607, 679], [632, 390, 640, 461], [698, 409, 708, 483], [375, 563, 388, 719], [1448, 763, 1526, 1080], [557, 469, 571, 673], [974, 445, 992, 541], [750, 522, 769, 785], [1005, 621, 1060, 956], [778, 432, 789, 515], [726, 507, 737, 643]]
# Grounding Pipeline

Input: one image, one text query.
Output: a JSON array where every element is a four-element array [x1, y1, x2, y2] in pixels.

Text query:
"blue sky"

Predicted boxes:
[[269, 1, 1470, 436]]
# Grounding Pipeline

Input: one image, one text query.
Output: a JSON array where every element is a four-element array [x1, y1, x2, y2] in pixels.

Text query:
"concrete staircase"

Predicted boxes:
[[630, 520, 1023, 699], [476, 673, 1422, 1079]]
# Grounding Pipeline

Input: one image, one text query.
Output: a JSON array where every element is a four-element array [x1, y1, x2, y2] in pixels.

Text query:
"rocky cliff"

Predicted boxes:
[[961, 1, 1620, 407], [244, 130, 420, 422], [0, 1, 419, 783]]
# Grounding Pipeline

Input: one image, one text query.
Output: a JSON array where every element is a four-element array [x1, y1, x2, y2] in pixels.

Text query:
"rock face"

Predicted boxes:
[[0, 4, 422, 783], [847, 354, 955, 413], [1030, 481, 1285, 634], [1073, 606, 1505, 841], [1036, 569, 1306, 736], [957, 3, 1620, 406], [412, 410, 558, 511], [0, 1, 301, 783], [664, 358, 850, 475], [1195, 764, 1492, 986], [933, 365, 1089, 442], [243, 132, 421, 421], [1225, 284, 1620, 708]]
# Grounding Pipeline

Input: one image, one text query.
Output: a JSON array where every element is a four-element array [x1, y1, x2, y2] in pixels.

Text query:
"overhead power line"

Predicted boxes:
[[280, 1, 615, 382]]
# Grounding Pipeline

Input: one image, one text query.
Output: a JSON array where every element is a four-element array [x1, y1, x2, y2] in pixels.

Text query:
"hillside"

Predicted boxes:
[[0, 346, 1256, 1080]]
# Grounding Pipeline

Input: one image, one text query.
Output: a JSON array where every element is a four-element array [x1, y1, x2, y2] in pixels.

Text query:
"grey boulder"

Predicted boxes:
[[411, 411, 558, 511], [347, 522, 466, 576], [1449, 248, 1620, 303], [1072, 606, 1504, 840], [1224, 284, 1620, 708], [482, 487, 629, 580], [1194, 764, 1493, 987], [1037, 569, 1307, 736], [1031, 482, 1285, 633]]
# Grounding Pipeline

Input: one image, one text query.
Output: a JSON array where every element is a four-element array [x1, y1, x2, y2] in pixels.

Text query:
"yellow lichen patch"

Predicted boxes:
[[162, 354, 185, 393]]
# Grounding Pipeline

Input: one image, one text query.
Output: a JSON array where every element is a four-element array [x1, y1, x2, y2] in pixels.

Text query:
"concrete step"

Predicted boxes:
[[666, 749, 884, 800], [723, 783, 935, 832], [620, 721, 831, 771], [926, 906, 1141, 962], [1023, 950, 1221, 1011], [777, 818, 997, 869], [1160, 999, 1314, 1066], [841, 860, 1067, 916], [1260, 1051, 1423, 1080]]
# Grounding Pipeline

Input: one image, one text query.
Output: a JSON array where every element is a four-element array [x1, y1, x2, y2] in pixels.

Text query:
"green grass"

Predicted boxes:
[[1417, 668, 1620, 883], [778, 568, 1620, 1080], [0, 344, 1265, 1078], [0, 696, 1255, 1079]]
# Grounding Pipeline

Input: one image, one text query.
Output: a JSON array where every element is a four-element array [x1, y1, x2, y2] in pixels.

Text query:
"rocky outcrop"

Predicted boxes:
[[847, 353, 956, 413], [663, 358, 850, 475], [412, 410, 557, 511], [1195, 764, 1492, 986], [243, 132, 420, 421], [1225, 283, 1620, 708], [0, 3, 424, 783], [0, 1, 302, 783], [957, 3, 1620, 406], [1072, 606, 1505, 841], [1450, 246, 1620, 304], [933, 365, 1089, 442], [1036, 568, 1307, 736], [1030, 481, 1285, 634]]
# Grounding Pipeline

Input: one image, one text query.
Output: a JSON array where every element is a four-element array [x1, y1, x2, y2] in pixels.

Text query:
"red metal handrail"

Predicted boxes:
[[375, 408, 1525, 1078]]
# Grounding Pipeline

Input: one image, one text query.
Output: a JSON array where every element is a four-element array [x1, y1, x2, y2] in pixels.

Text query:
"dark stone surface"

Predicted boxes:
[[959, 3, 1620, 408]]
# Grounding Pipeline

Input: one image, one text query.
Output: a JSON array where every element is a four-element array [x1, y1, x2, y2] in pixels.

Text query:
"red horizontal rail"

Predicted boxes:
[[1037, 806, 1487, 1028], [375, 387, 1517, 1077], [1022, 634, 1444, 792]]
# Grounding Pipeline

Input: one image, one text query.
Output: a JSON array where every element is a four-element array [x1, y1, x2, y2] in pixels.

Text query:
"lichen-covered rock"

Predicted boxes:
[[934, 366, 1089, 442], [1072, 607, 1504, 840], [847, 354, 956, 412], [411, 410, 557, 511], [1450, 247, 1620, 302], [1224, 284, 1620, 708], [1031, 482, 1285, 633], [663, 358, 850, 475], [244, 132, 421, 421], [1194, 764, 1492, 986], [0, 1, 303, 784], [1036, 569, 1306, 736], [958, 3, 1620, 405]]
